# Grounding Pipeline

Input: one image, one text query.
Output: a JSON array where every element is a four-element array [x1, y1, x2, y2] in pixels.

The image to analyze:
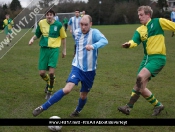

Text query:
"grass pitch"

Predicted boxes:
[[0, 25, 175, 131]]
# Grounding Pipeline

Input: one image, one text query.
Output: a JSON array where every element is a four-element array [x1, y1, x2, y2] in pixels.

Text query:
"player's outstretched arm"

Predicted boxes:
[[122, 42, 130, 48]]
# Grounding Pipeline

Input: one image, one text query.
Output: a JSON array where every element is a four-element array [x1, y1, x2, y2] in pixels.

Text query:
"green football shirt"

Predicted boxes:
[[35, 19, 67, 48]]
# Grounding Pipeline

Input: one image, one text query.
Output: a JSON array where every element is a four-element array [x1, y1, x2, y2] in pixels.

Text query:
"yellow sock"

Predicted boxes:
[[48, 87, 53, 93], [42, 74, 50, 85]]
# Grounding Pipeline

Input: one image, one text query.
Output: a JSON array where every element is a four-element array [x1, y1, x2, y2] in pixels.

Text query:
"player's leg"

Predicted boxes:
[[141, 56, 166, 116], [39, 70, 49, 92], [70, 70, 96, 117], [6, 35, 10, 46], [118, 56, 166, 115], [45, 67, 55, 99], [70, 92, 88, 117], [8, 30, 12, 45], [32, 66, 79, 117], [45, 82, 75, 108], [32, 82, 75, 117], [38, 47, 50, 93], [118, 56, 148, 115], [65, 24, 68, 31], [141, 88, 164, 116], [45, 48, 59, 99], [39, 70, 48, 81], [118, 68, 150, 115], [4, 27, 10, 46], [48, 68, 55, 89]]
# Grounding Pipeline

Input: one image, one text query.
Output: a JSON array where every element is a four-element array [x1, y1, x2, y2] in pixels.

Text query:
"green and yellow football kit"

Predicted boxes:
[[35, 19, 67, 70], [125, 18, 175, 109], [3, 18, 14, 35], [128, 18, 175, 77]]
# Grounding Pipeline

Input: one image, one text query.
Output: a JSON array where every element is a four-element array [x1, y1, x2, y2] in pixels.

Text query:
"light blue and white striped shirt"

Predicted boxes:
[[68, 16, 81, 35], [54, 16, 59, 21], [171, 11, 175, 22], [72, 28, 108, 72]]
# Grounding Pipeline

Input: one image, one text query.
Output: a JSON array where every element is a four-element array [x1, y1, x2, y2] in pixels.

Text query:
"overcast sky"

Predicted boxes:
[[0, 0, 88, 8], [0, 0, 31, 7]]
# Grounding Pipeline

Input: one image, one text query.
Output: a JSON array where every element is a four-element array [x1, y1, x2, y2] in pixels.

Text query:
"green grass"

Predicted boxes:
[[0, 25, 175, 131]]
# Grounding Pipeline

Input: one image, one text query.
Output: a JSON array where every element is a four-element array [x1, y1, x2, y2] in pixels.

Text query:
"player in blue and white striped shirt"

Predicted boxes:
[[54, 15, 59, 22], [72, 24, 107, 72], [32, 15, 108, 117], [171, 7, 175, 37], [68, 9, 81, 56]]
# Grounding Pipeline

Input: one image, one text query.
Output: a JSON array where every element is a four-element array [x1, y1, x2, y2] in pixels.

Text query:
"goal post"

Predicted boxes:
[[32, 12, 75, 32]]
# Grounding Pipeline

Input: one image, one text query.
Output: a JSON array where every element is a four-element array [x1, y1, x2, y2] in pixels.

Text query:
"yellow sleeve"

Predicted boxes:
[[60, 26, 67, 38], [129, 40, 138, 48], [3, 19, 7, 28], [159, 18, 175, 31], [11, 20, 14, 27]]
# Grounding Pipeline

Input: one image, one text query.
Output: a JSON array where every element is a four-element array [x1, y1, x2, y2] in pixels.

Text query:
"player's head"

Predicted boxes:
[[45, 9, 55, 23], [173, 7, 175, 12], [75, 9, 80, 17], [80, 15, 92, 34], [137, 6, 153, 25], [82, 10, 85, 15], [5, 14, 10, 19]]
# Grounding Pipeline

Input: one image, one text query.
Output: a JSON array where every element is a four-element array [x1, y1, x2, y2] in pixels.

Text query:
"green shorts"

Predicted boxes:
[[4, 26, 12, 35], [137, 55, 166, 77], [38, 47, 60, 70]]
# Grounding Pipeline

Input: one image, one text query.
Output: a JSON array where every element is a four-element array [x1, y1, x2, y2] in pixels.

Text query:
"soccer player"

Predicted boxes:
[[3, 14, 14, 46], [54, 15, 59, 22], [62, 17, 68, 31], [29, 9, 67, 100], [118, 5, 175, 116], [32, 15, 108, 117], [68, 9, 81, 57], [81, 10, 86, 17], [171, 7, 175, 37]]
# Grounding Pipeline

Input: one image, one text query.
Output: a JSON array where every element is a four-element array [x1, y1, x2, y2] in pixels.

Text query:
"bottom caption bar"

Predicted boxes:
[[0, 119, 174, 126]]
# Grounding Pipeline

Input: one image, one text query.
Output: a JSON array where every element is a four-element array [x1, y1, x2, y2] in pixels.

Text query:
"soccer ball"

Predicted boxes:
[[48, 116, 62, 131]]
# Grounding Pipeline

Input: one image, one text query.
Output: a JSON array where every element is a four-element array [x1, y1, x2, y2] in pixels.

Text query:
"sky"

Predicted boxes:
[[0, 0, 30, 7], [0, 0, 88, 8]]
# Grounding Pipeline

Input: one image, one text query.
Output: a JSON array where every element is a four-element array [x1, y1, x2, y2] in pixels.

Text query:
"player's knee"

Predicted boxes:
[[63, 83, 75, 94], [39, 72, 45, 77], [80, 93, 88, 100], [80, 96, 87, 100], [63, 87, 71, 94]]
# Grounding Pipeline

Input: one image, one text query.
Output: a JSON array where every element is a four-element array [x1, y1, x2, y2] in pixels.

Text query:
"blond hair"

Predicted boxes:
[[137, 6, 153, 17]]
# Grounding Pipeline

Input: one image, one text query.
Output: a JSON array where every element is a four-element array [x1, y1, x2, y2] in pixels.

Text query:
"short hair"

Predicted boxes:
[[45, 9, 55, 16], [75, 9, 80, 12], [82, 15, 92, 22], [137, 6, 153, 17], [88, 15, 92, 22]]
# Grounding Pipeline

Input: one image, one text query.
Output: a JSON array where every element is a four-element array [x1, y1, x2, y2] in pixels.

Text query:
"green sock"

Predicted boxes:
[[145, 94, 161, 106], [127, 89, 141, 108]]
